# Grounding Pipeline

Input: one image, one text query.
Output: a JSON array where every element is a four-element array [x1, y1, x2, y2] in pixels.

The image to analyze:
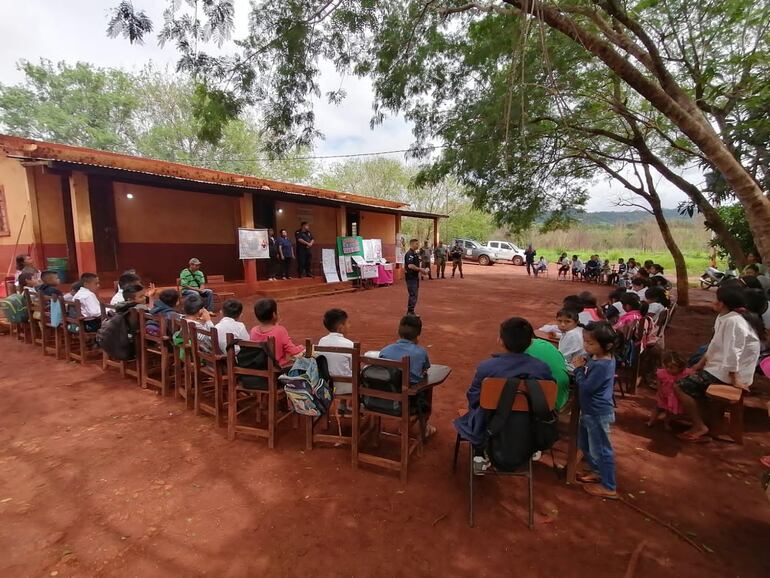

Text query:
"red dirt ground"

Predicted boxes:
[[1, 265, 769, 577]]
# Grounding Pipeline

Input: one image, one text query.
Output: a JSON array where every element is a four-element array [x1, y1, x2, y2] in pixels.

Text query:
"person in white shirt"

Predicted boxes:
[[214, 299, 250, 354], [643, 286, 669, 323], [110, 272, 140, 306], [675, 286, 762, 442], [555, 309, 584, 370], [317, 309, 355, 413], [631, 278, 648, 301], [73, 273, 103, 332]]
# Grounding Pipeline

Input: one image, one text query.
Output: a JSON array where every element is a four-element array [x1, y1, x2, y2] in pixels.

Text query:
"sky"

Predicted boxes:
[[0, 0, 694, 212]]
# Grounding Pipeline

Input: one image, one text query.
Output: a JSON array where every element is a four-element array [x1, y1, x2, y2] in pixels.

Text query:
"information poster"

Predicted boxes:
[[336, 236, 364, 279], [238, 228, 269, 260], [341, 236, 362, 255], [322, 249, 340, 283], [363, 239, 383, 262], [395, 234, 406, 264], [360, 264, 379, 279], [338, 256, 355, 281]]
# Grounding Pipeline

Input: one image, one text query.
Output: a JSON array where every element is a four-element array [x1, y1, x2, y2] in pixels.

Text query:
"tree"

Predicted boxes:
[[108, 1, 770, 258], [0, 59, 138, 151], [0, 61, 313, 183]]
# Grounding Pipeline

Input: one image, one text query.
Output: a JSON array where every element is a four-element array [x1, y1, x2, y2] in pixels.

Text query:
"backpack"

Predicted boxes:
[[226, 340, 277, 390], [485, 378, 559, 472], [96, 310, 135, 361], [280, 356, 333, 416], [0, 293, 28, 323], [359, 364, 431, 417]]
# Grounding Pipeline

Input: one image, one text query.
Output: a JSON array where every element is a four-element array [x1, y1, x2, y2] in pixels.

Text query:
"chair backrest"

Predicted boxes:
[[188, 321, 222, 368], [479, 378, 558, 412], [137, 310, 167, 347], [305, 338, 361, 388], [64, 299, 85, 323], [23, 288, 41, 315], [358, 355, 411, 415], [225, 334, 277, 388]]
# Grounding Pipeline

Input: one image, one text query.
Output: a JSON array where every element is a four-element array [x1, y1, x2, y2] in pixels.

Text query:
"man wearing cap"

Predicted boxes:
[[180, 258, 214, 310]]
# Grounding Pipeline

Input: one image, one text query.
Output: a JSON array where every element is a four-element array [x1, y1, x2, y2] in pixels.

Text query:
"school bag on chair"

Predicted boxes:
[[0, 293, 29, 323], [96, 310, 135, 361], [225, 339, 277, 390], [485, 378, 559, 472], [280, 355, 333, 416]]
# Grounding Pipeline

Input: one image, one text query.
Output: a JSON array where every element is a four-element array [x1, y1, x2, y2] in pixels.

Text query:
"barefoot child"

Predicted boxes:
[[647, 351, 689, 428], [572, 321, 618, 499]]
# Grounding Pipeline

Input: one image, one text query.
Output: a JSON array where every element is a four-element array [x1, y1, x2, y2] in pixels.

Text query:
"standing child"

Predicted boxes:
[[572, 321, 618, 499], [249, 298, 305, 366], [556, 308, 584, 369], [647, 351, 689, 428], [215, 299, 250, 354]]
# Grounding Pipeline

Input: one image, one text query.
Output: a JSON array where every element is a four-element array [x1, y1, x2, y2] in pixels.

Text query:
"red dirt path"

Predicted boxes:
[[1, 265, 769, 577]]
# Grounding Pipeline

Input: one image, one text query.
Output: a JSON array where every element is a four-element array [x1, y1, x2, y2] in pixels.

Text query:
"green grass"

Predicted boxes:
[[538, 248, 725, 276]]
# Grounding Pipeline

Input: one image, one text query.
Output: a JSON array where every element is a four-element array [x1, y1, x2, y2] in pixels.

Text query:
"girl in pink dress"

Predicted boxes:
[[647, 351, 690, 428], [613, 292, 645, 331]]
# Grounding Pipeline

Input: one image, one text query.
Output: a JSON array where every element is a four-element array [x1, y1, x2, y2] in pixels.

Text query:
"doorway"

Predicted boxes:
[[346, 210, 360, 237], [88, 176, 120, 274]]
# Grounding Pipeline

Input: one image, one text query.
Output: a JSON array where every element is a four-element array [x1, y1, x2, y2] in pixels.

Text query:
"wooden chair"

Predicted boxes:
[[706, 384, 744, 444], [170, 316, 195, 408], [452, 378, 558, 528], [138, 311, 174, 396], [62, 299, 101, 365], [99, 304, 141, 386], [353, 356, 428, 483], [302, 338, 362, 451], [40, 294, 64, 358], [189, 322, 228, 426], [23, 289, 44, 348], [225, 335, 294, 448]]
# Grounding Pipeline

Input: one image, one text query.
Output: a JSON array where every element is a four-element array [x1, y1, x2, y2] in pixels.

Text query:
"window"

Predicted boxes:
[[489, 242, 498, 249], [501, 243, 512, 250], [0, 186, 9, 237], [464, 241, 474, 249]]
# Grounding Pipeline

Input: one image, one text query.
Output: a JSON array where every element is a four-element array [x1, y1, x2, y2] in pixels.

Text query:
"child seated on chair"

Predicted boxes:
[[249, 298, 305, 367], [380, 315, 438, 437], [182, 293, 214, 353], [17, 271, 38, 294], [453, 317, 553, 472], [150, 289, 180, 320], [73, 273, 102, 332], [573, 321, 619, 499], [578, 292, 603, 325], [37, 270, 63, 298], [111, 272, 140, 305], [319, 308, 355, 414], [215, 299, 250, 354], [613, 292, 646, 331], [536, 256, 548, 274]]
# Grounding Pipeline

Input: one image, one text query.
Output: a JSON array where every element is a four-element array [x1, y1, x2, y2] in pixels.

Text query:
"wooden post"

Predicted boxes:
[[68, 172, 97, 275], [432, 217, 439, 248], [239, 193, 258, 285]]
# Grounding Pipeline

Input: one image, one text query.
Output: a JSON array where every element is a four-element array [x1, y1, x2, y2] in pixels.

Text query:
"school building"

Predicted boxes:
[[0, 134, 442, 288]]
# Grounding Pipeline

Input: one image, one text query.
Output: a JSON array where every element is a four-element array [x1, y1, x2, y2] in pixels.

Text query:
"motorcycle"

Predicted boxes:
[[700, 264, 738, 290]]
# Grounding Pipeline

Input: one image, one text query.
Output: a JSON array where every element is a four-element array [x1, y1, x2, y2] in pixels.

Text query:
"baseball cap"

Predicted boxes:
[[189, 258, 202, 265]]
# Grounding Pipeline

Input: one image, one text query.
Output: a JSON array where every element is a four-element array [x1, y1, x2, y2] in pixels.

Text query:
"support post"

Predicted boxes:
[[433, 217, 439, 248], [239, 193, 258, 285], [68, 172, 97, 276]]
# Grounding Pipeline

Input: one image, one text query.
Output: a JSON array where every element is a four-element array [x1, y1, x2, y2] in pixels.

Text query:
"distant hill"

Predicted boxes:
[[576, 209, 687, 226]]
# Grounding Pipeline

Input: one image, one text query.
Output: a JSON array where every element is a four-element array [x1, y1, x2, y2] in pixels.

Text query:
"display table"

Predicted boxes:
[[376, 263, 394, 286]]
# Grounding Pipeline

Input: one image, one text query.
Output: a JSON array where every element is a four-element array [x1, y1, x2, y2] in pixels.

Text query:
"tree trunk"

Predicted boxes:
[[649, 195, 689, 306], [501, 0, 770, 260]]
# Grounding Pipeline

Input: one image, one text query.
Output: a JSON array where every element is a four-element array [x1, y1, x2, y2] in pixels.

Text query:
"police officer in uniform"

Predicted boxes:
[[295, 221, 314, 278], [405, 238, 429, 315], [450, 240, 464, 279]]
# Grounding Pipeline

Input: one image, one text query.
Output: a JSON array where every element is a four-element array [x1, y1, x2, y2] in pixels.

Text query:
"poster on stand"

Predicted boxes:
[[341, 236, 361, 254], [322, 249, 340, 283], [360, 264, 379, 279], [338, 256, 355, 281], [238, 228, 269, 260], [363, 239, 383, 262]]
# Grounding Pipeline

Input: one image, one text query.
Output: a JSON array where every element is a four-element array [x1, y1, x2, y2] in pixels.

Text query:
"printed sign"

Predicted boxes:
[[322, 249, 340, 283], [341, 236, 361, 255], [238, 228, 269, 260]]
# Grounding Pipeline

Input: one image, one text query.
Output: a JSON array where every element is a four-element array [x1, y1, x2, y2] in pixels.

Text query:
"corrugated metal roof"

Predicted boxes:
[[0, 134, 440, 216]]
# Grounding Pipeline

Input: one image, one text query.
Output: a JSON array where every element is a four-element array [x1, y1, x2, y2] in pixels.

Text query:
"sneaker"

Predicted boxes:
[[473, 456, 491, 475], [532, 451, 542, 461]]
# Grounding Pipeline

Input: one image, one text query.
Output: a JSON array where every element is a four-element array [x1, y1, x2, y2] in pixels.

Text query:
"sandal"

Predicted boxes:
[[583, 484, 619, 499], [423, 424, 437, 439], [677, 431, 711, 443], [577, 472, 601, 484]]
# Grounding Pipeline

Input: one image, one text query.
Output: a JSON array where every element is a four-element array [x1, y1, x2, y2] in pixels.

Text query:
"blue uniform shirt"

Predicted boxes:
[[380, 339, 430, 384]]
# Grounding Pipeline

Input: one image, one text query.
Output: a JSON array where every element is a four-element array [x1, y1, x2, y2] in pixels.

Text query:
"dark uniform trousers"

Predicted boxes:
[[406, 277, 419, 313]]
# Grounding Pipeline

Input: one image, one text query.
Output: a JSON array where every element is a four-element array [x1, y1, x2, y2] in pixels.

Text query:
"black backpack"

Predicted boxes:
[[226, 340, 277, 390], [96, 310, 135, 361], [485, 378, 559, 472], [360, 364, 430, 417]]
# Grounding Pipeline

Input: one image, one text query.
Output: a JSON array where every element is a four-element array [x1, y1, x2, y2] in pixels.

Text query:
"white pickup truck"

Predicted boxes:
[[485, 241, 527, 266]]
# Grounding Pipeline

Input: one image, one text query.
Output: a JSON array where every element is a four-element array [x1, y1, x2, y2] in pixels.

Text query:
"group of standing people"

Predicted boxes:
[[417, 240, 465, 281], [265, 222, 315, 280]]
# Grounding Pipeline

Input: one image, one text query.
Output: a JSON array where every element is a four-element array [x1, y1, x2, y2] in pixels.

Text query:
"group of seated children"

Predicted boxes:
[[454, 315, 619, 499], [558, 254, 671, 289]]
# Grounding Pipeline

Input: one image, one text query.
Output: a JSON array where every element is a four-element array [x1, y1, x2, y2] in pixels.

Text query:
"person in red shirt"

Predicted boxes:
[[249, 298, 305, 367]]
